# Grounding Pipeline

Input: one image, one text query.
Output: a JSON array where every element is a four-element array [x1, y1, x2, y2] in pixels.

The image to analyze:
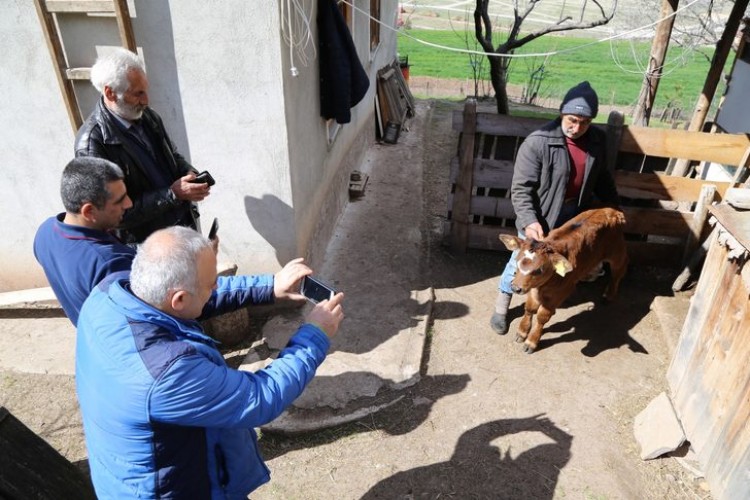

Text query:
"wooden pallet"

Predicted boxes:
[[446, 99, 747, 267]]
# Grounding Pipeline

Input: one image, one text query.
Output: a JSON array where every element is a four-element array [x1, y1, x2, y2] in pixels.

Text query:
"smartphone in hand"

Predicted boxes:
[[300, 276, 337, 304], [208, 218, 219, 240], [190, 171, 216, 186]]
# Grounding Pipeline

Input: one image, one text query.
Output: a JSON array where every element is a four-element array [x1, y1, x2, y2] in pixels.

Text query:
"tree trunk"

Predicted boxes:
[[632, 0, 679, 126], [488, 57, 509, 115]]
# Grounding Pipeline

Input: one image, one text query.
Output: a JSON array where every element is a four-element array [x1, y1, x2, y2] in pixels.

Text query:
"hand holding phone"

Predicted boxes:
[[300, 275, 338, 304], [189, 170, 216, 186], [305, 292, 345, 338]]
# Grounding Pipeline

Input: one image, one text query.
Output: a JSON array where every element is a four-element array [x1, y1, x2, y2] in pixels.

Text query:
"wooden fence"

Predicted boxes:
[[667, 204, 750, 499], [446, 99, 750, 267]]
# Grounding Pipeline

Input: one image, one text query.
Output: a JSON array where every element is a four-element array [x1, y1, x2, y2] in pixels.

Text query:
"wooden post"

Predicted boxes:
[[672, 0, 750, 176], [605, 110, 624, 174], [33, 0, 82, 131], [450, 99, 477, 254], [731, 146, 750, 185], [113, 0, 137, 52], [632, 0, 679, 126], [681, 184, 717, 267]]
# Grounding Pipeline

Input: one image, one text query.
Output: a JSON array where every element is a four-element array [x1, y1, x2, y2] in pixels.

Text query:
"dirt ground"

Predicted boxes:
[[0, 100, 712, 499]]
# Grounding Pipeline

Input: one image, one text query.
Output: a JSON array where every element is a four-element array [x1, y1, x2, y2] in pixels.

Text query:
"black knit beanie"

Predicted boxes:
[[560, 81, 598, 118]]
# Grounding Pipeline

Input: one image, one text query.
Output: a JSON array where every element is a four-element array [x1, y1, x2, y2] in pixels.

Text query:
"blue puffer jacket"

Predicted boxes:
[[76, 271, 330, 499]]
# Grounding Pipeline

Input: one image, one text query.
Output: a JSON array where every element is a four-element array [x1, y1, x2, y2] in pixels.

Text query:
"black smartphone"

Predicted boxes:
[[207, 217, 219, 240], [190, 170, 216, 186], [300, 276, 337, 304]]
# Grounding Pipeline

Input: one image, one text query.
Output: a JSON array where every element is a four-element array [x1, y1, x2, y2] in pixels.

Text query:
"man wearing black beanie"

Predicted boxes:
[[490, 81, 620, 335]]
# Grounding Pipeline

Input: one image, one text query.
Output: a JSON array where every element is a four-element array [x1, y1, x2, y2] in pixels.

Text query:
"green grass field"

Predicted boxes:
[[397, 29, 724, 111]]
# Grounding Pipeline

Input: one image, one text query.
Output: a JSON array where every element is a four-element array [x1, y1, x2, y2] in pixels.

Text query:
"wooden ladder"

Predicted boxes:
[[33, 0, 137, 131]]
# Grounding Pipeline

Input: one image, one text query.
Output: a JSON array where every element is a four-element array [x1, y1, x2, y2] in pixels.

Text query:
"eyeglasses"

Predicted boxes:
[[563, 115, 593, 127]]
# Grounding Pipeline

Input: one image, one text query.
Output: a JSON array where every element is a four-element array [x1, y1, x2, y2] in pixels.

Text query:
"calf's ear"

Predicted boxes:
[[499, 234, 521, 251], [551, 254, 573, 277]]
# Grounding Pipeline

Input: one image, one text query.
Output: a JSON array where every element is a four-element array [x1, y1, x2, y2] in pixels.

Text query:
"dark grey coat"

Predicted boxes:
[[511, 118, 619, 234]]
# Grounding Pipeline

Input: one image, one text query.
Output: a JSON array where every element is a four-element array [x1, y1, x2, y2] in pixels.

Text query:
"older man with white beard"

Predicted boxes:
[[75, 48, 211, 244]]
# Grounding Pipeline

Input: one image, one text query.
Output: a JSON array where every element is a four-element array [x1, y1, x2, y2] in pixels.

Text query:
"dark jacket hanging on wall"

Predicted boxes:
[[318, 0, 370, 124]]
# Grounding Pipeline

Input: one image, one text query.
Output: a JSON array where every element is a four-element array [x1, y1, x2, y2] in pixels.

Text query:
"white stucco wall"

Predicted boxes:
[[163, 1, 293, 273], [0, 0, 397, 291], [282, 0, 399, 270], [0, 1, 75, 291]]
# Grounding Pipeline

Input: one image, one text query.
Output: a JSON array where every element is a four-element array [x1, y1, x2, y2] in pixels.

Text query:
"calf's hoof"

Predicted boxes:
[[522, 342, 537, 354]]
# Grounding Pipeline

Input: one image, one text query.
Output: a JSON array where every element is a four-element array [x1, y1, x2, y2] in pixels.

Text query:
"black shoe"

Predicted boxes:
[[490, 313, 509, 335]]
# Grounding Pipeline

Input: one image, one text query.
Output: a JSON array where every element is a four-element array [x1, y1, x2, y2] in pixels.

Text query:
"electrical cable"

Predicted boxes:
[[340, 0, 706, 59], [280, 0, 316, 76]]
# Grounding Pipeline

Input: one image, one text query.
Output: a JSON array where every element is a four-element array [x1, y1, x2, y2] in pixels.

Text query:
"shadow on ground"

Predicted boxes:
[[362, 415, 571, 499]]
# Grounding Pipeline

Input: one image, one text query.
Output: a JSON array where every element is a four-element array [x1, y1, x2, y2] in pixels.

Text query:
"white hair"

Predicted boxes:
[[90, 47, 146, 95], [130, 226, 213, 307]]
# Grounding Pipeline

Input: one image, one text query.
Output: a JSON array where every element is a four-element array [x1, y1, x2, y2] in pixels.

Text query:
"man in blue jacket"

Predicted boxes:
[[75, 226, 345, 499], [34, 157, 136, 325]]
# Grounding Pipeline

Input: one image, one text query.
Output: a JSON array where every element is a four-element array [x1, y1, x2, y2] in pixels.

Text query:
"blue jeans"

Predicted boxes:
[[498, 200, 579, 294]]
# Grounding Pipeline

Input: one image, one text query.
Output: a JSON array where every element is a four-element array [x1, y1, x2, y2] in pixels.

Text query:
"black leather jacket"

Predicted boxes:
[[74, 98, 198, 244]]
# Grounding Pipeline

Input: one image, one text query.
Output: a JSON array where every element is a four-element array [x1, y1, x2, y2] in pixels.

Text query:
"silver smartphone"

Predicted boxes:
[[300, 276, 337, 304]]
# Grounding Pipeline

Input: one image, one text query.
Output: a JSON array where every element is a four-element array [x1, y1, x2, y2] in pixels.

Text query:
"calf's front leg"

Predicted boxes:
[[516, 295, 538, 343], [524, 305, 555, 354]]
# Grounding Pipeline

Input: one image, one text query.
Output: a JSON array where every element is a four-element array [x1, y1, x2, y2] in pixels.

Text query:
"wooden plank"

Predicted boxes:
[[606, 110, 624, 174], [113, 0, 137, 52], [65, 67, 92, 80], [452, 110, 546, 137], [710, 203, 750, 251], [44, 0, 115, 13], [463, 224, 515, 251], [622, 206, 692, 238], [670, 255, 750, 500], [33, 0, 83, 130], [619, 126, 750, 166], [449, 157, 514, 188], [667, 229, 724, 391], [615, 170, 731, 201], [625, 240, 683, 267], [731, 146, 750, 185], [450, 100, 477, 254], [447, 193, 515, 219]]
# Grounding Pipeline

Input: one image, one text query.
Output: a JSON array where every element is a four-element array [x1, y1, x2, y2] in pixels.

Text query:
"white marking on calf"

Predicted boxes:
[[518, 250, 537, 276]]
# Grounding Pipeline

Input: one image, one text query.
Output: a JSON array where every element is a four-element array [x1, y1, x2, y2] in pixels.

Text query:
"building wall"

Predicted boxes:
[[283, 0, 399, 271], [0, 0, 397, 291], [0, 1, 74, 291]]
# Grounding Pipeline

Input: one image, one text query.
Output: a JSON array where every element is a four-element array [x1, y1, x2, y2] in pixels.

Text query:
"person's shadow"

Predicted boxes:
[[243, 194, 297, 266], [362, 415, 572, 499]]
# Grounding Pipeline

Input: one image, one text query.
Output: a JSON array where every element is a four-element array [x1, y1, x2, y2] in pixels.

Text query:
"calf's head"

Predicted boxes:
[[499, 234, 573, 294]]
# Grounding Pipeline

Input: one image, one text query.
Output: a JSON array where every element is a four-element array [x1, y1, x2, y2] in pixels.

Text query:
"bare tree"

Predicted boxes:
[[474, 0, 618, 114]]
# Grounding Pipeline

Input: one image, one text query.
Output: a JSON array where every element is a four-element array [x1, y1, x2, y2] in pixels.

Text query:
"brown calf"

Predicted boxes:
[[499, 207, 628, 354]]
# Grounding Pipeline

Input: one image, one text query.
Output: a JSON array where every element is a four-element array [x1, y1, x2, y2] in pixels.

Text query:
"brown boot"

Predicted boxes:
[[490, 291, 512, 335]]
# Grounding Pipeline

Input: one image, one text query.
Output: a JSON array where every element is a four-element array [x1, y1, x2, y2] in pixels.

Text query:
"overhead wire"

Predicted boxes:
[[340, 0, 706, 59]]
